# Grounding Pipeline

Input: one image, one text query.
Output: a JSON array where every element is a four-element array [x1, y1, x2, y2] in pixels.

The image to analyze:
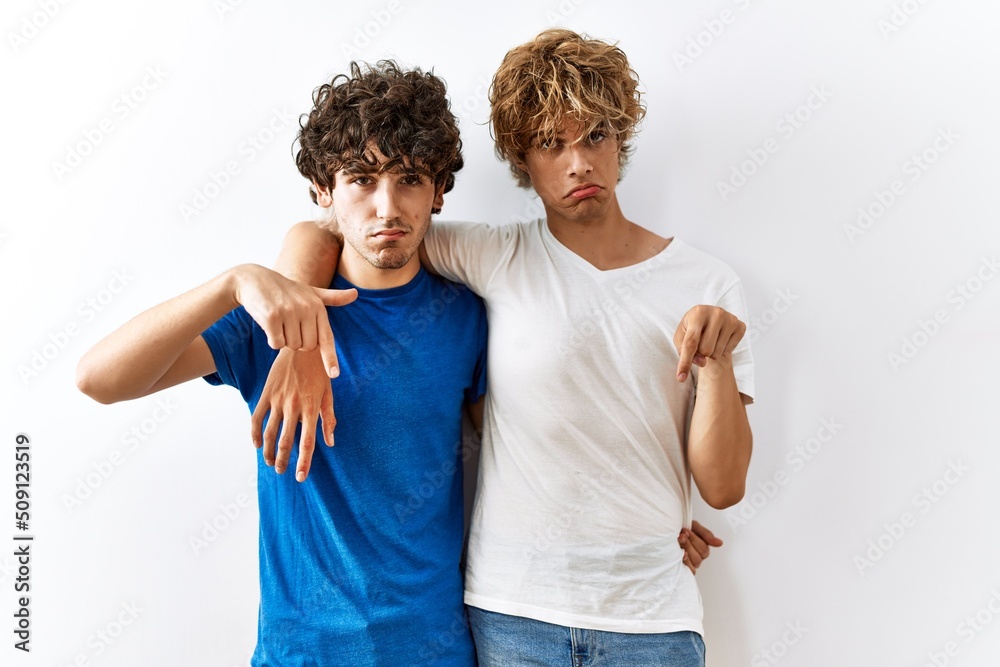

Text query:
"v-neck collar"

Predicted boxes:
[[539, 218, 681, 278]]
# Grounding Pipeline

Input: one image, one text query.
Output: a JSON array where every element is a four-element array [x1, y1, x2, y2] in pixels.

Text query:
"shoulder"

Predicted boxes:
[[427, 219, 532, 246], [423, 272, 485, 311], [662, 238, 743, 292]]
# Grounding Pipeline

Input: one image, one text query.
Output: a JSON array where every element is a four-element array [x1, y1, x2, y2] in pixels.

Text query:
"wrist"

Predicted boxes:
[[226, 264, 258, 310], [698, 355, 735, 384]]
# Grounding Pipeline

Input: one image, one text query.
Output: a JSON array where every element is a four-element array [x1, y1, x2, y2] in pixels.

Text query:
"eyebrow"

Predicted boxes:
[[340, 158, 432, 178]]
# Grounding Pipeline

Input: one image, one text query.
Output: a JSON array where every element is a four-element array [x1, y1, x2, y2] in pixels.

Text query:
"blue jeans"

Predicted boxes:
[[468, 606, 705, 667]]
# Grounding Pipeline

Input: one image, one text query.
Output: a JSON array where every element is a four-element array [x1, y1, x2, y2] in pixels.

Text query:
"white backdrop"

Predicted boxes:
[[3, 1, 1000, 665]]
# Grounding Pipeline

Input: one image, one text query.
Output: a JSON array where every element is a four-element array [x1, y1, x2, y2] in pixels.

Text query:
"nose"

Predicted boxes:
[[374, 180, 401, 221], [565, 142, 594, 176]]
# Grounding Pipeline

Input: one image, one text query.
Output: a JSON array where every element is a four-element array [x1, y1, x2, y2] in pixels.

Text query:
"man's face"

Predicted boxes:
[[520, 119, 620, 223], [319, 145, 443, 272]]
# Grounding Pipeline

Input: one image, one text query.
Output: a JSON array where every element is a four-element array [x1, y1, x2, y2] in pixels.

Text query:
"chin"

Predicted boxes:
[[368, 249, 415, 270]]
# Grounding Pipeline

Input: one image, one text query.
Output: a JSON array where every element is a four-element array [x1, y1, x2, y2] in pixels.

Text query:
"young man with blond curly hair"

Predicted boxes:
[[267, 30, 754, 666]]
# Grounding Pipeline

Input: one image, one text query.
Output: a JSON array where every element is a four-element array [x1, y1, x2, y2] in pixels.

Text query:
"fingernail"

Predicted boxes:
[[677, 372, 688, 382], [296, 471, 306, 482], [329, 434, 335, 447], [275, 466, 285, 474], [265, 458, 274, 466], [680, 534, 687, 544], [329, 366, 340, 378]]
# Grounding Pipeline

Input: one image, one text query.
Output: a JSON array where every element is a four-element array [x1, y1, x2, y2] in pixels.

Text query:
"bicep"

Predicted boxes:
[[145, 336, 217, 396], [274, 220, 341, 287]]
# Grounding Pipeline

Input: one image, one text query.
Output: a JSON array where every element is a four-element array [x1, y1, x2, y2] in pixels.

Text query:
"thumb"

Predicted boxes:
[[313, 287, 358, 307]]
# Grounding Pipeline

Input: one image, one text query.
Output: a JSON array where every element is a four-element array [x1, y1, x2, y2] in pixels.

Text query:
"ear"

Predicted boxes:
[[513, 152, 533, 182], [432, 181, 446, 212], [312, 180, 333, 208]]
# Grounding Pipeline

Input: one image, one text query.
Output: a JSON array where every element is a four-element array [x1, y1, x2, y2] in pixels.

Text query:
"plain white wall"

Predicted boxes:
[[3, 1, 999, 665]]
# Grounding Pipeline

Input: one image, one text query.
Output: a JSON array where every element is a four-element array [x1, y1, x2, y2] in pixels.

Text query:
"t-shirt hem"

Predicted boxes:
[[464, 592, 703, 635]]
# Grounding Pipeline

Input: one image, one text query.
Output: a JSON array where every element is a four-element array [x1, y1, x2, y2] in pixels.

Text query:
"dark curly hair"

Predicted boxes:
[[294, 60, 463, 213]]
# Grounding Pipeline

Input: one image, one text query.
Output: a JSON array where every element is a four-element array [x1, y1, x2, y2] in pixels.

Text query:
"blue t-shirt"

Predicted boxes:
[[202, 268, 487, 667]]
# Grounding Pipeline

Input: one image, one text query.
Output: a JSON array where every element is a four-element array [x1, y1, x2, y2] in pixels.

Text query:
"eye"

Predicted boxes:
[[350, 175, 373, 186], [400, 174, 425, 186], [589, 129, 607, 144]]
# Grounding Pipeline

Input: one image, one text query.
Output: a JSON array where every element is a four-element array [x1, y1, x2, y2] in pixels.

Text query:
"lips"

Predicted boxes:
[[373, 229, 407, 240], [568, 184, 602, 199]]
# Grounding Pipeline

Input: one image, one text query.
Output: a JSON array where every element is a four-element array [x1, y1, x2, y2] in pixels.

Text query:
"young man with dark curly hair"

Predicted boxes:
[[76, 61, 485, 666], [268, 30, 754, 666]]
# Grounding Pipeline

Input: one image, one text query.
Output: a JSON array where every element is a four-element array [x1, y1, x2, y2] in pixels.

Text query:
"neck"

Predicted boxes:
[[544, 195, 669, 271], [337, 250, 420, 289]]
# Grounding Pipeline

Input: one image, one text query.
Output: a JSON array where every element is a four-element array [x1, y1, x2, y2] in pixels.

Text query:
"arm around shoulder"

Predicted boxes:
[[274, 221, 342, 287]]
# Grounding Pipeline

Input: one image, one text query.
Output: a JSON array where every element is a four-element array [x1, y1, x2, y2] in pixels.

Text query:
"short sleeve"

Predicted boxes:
[[200, 306, 264, 402], [714, 281, 755, 403], [422, 221, 518, 296]]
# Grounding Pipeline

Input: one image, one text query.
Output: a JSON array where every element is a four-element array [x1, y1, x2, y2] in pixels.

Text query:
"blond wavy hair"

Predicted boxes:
[[489, 28, 646, 188]]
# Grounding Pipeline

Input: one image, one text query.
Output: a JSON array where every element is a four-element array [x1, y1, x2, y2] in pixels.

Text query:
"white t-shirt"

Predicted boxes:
[[423, 219, 754, 634]]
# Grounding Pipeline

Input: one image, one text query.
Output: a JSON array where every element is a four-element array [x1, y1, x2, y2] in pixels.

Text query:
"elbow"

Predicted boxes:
[[701, 484, 745, 510], [75, 358, 117, 405]]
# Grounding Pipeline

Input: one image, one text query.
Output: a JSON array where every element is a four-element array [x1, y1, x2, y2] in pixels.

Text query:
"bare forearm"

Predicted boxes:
[[688, 357, 752, 509], [77, 269, 239, 403], [275, 221, 342, 287]]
